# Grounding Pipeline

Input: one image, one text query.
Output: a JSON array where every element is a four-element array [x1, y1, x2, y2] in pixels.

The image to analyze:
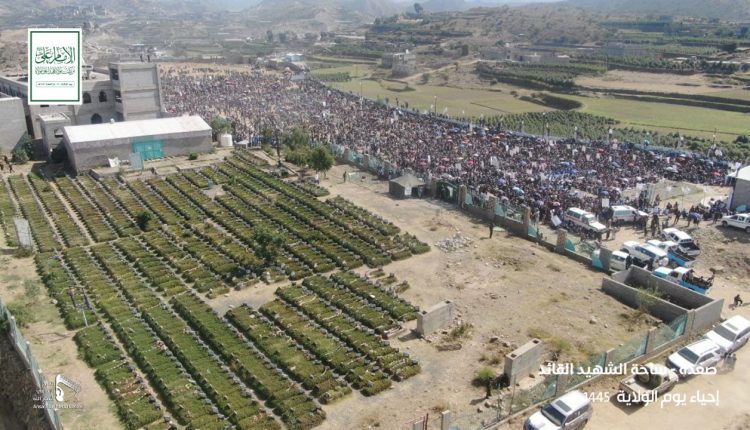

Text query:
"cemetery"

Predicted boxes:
[[0, 152, 428, 429]]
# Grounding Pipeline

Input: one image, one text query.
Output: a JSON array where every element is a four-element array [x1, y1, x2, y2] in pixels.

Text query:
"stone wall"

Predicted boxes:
[[0, 327, 52, 430]]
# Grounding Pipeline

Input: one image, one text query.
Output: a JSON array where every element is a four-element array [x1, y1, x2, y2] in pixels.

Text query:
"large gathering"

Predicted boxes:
[[162, 68, 734, 222]]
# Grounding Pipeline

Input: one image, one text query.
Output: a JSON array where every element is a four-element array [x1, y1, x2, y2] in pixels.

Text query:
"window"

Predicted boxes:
[[91, 113, 102, 124], [114, 90, 122, 103], [53, 128, 64, 138], [98, 90, 107, 102], [83, 92, 91, 104], [109, 68, 119, 80]]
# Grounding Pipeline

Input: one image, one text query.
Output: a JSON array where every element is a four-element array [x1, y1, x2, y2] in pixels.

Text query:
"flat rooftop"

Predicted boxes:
[[64, 115, 211, 144]]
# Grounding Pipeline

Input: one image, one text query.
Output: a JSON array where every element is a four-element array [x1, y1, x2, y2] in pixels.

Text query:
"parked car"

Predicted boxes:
[[704, 315, 750, 354], [666, 339, 722, 378], [618, 362, 678, 405], [660, 228, 701, 257], [646, 240, 696, 269], [524, 390, 592, 430], [611, 205, 649, 225], [563, 208, 607, 234], [620, 241, 669, 267], [720, 214, 750, 233], [592, 249, 629, 272], [652, 267, 713, 294]]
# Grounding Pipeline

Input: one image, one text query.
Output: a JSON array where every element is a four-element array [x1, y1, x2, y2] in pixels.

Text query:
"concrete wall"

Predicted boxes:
[[691, 299, 725, 334], [0, 97, 28, 154], [416, 300, 454, 336], [113, 63, 163, 120], [503, 338, 543, 385]]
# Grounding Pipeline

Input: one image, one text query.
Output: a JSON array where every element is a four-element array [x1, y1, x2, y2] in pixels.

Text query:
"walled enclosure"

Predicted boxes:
[[604, 267, 723, 334]]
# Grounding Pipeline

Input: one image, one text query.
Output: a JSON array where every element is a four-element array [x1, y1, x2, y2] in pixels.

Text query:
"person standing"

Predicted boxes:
[[489, 219, 495, 238]]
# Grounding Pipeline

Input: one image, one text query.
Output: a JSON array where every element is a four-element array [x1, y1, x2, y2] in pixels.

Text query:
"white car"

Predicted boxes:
[[524, 390, 592, 430], [666, 339, 722, 378], [720, 214, 750, 233], [620, 241, 669, 267], [704, 315, 750, 354]]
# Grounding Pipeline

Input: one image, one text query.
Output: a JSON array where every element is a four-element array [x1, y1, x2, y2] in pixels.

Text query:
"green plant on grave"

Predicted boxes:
[[135, 210, 153, 231], [476, 367, 497, 398], [253, 225, 284, 264]]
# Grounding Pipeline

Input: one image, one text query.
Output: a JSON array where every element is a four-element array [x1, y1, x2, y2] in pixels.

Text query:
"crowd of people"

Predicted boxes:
[[161, 66, 733, 220]]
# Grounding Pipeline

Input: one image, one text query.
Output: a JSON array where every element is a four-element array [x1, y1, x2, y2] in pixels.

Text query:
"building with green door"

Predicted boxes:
[[62, 115, 212, 172]]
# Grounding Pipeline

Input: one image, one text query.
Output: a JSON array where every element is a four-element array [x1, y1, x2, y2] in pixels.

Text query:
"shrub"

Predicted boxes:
[[188, 152, 198, 160]]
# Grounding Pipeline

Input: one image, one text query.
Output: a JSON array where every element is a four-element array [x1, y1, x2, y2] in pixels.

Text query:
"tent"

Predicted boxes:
[[389, 173, 426, 199]]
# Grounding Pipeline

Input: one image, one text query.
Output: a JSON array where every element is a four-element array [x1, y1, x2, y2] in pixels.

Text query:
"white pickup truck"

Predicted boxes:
[[620, 241, 669, 268], [660, 228, 701, 258]]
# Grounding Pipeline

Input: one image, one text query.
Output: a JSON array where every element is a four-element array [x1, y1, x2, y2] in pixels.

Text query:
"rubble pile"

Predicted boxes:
[[435, 233, 473, 253]]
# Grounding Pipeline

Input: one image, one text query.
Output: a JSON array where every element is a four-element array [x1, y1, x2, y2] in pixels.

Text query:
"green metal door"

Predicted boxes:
[[132, 140, 164, 161]]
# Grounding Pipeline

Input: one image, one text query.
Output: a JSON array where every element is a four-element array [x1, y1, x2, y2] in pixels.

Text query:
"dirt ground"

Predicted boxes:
[[0, 254, 121, 430], [2, 157, 747, 430], [575, 70, 739, 95], [294, 164, 659, 430]]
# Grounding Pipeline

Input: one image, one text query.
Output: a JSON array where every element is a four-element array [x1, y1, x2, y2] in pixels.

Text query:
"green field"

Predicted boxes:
[[703, 88, 750, 102], [310, 61, 747, 140], [330, 79, 550, 117], [556, 93, 748, 141]]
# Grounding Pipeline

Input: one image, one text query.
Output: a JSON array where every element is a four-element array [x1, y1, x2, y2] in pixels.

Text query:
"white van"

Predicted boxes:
[[524, 390, 592, 430], [609, 250, 630, 272], [704, 315, 750, 354], [611, 205, 648, 224]]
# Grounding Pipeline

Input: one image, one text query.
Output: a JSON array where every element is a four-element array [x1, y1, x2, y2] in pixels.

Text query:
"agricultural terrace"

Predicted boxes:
[[0, 151, 429, 430]]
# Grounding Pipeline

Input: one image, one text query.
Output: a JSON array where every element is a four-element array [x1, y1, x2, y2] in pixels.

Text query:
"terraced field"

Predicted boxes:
[[0, 153, 428, 429]]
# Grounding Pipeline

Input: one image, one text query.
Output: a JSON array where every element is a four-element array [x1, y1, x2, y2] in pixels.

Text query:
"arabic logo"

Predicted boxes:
[[34, 46, 76, 65]]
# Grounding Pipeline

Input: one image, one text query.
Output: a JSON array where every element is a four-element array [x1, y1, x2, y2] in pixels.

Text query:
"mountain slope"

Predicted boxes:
[[246, 0, 401, 30], [567, 0, 750, 20]]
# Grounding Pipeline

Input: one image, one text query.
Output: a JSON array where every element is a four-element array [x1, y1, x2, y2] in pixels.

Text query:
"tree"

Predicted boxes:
[[282, 127, 310, 151], [476, 367, 496, 398], [253, 226, 283, 264], [308, 146, 334, 177], [135, 211, 153, 231], [414, 2, 424, 15], [209, 116, 232, 140], [12, 132, 34, 163]]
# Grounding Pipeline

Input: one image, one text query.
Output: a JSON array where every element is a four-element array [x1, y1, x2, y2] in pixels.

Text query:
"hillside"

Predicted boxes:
[[244, 0, 401, 30], [370, 4, 607, 46], [567, 0, 750, 21]]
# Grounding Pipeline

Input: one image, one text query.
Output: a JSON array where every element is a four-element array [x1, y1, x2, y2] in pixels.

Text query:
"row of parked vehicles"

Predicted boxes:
[[524, 314, 750, 429]]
